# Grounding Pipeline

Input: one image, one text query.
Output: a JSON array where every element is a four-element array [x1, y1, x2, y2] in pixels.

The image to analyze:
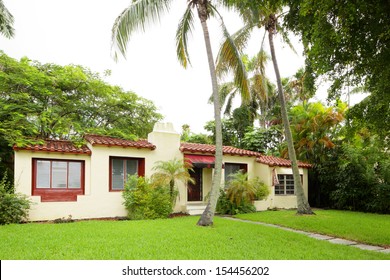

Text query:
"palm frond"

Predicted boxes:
[[111, 0, 173, 60], [217, 22, 251, 103], [0, 0, 15, 38], [176, 5, 195, 69]]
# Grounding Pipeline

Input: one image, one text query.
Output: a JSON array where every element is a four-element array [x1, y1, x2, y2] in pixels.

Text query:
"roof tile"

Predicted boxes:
[[85, 134, 156, 150], [180, 142, 261, 157], [13, 140, 91, 155], [256, 155, 312, 168]]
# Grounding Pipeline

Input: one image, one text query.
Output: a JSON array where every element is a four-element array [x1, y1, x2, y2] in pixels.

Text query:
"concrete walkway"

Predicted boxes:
[[222, 216, 390, 254]]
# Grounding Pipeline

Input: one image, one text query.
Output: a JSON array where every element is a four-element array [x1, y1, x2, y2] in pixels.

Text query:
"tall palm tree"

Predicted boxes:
[[111, 0, 248, 225], [218, 0, 314, 214], [0, 0, 15, 39]]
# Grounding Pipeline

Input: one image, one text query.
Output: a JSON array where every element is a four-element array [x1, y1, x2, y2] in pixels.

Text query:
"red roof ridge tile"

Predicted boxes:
[[13, 139, 91, 155], [84, 134, 155, 150]]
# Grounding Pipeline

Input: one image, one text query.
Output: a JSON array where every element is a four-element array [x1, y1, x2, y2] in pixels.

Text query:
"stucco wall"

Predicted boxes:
[[253, 165, 309, 211]]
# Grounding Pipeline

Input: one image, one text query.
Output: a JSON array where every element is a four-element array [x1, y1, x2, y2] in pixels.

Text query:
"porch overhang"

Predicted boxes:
[[184, 154, 215, 168]]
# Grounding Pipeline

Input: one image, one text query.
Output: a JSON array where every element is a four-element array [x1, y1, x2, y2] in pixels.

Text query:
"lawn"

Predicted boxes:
[[235, 209, 390, 247], [0, 216, 388, 260]]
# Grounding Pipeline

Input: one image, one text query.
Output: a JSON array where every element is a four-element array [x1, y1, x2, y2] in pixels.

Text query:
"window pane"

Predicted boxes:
[[68, 162, 81, 189], [126, 159, 138, 178], [224, 164, 243, 188], [36, 160, 50, 188], [112, 159, 124, 190], [52, 161, 67, 188]]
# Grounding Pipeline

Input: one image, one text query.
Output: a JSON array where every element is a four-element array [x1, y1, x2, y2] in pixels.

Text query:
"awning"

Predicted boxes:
[[184, 154, 215, 168]]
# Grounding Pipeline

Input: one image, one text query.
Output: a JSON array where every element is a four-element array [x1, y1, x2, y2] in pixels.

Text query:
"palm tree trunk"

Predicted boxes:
[[267, 15, 313, 215], [196, 1, 223, 226]]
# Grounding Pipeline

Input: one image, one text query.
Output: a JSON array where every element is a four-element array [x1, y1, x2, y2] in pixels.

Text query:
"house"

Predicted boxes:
[[13, 122, 311, 221]]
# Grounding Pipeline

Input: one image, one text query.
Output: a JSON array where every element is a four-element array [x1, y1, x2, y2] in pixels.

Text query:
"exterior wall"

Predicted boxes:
[[253, 165, 309, 211], [14, 150, 93, 221]]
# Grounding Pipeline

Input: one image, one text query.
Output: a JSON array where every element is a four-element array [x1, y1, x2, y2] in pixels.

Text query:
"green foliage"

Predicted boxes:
[[122, 175, 173, 220], [216, 189, 256, 215], [217, 172, 270, 215], [0, 52, 162, 182], [151, 158, 193, 206], [288, 101, 346, 162], [312, 132, 390, 214], [242, 126, 283, 155], [285, 0, 390, 132], [0, 173, 31, 225]]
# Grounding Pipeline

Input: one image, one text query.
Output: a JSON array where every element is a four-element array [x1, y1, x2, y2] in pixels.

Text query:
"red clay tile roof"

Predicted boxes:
[[256, 155, 312, 168], [85, 134, 156, 150], [13, 140, 91, 155], [180, 142, 261, 157]]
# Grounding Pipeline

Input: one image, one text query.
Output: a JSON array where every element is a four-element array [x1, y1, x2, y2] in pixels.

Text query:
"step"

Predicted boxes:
[[186, 204, 206, 215]]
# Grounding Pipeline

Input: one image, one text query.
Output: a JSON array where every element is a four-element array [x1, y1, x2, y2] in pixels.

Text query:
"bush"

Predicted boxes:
[[0, 173, 31, 225], [216, 172, 270, 215], [216, 189, 256, 215], [122, 175, 173, 220]]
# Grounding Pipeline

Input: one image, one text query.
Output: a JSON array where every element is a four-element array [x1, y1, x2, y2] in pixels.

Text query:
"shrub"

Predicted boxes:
[[216, 172, 270, 215], [0, 173, 31, 225], [216, 189, 256, 215], [122, 175, 173, 220]]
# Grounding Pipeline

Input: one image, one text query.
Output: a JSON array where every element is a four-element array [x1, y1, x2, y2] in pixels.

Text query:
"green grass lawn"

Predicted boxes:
[[0, 216, 388, 260], [235, 209, 390, 247]]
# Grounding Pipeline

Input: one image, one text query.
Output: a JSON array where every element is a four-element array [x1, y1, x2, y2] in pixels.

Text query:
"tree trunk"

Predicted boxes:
[[267, 15, 314, 215], [196, 2, 223, 226]]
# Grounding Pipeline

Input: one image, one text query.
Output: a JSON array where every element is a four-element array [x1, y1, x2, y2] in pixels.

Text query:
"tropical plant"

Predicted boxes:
[[288, 101, 346, 163], [216, 171, 269, 214], [218, 0, 314, 214], [111, 0, 248, 226], [225, 171, 269, 205], [0, 0, 14, 39], [151, 158, 194, 205]]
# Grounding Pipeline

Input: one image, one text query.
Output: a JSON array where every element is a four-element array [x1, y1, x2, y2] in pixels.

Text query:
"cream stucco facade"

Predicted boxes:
[[14, 122, 310, 221]]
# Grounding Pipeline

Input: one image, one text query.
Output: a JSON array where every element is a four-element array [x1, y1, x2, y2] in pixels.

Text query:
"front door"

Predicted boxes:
[[187, 167, 202, 201]]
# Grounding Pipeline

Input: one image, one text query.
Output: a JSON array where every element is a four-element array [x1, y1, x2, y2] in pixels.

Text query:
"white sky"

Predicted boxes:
[[1, 0, 315, 134]]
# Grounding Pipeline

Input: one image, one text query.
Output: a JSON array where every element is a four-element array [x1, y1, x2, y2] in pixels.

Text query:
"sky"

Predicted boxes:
[[1, 0, 321, 134]]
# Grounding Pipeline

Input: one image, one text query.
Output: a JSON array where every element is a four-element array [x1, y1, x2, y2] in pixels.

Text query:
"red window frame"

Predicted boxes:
[[32, 158, 85, 202], [109, 156, 145, 192]]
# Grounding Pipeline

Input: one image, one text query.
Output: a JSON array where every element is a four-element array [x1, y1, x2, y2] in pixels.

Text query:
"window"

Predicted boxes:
[[224, 163, 247, 188], [109, 157, 145, 191], [32, 159, 84, 202], [275, 174, 302, 195]]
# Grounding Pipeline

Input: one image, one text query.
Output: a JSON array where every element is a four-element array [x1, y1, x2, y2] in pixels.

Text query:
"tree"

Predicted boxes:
[[288, 101, 346, 163], [0, 52, 162, 183], [151, 158, 194, 205], [219, 0, 314, 214], [0, 0, 14, 39], [284, 0, 390, 135], [111, 0, 247, 226]]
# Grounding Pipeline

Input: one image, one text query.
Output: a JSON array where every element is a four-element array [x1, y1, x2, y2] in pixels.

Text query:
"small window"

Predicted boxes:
[[109, 157, 145, 191], [275, 174, 302, 195], [224, 163, 248, 189], [32, 159, 84, 202]]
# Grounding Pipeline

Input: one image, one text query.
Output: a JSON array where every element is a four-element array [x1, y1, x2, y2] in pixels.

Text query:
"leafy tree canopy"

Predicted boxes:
[[0, 52, 163, 146]]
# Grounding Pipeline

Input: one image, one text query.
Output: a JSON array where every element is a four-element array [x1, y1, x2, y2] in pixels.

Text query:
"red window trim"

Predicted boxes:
[[32, 158, 85, 202], [109, 156, 145, 192]]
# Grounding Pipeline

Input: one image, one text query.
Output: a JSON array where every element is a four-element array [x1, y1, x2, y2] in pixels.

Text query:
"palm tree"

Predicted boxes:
[[216, 51, 276, 128], [218, 0, 314, 214], [111, 0, 248, 226], [0, 0, 14, 38], [151, 158, 194, 205]]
